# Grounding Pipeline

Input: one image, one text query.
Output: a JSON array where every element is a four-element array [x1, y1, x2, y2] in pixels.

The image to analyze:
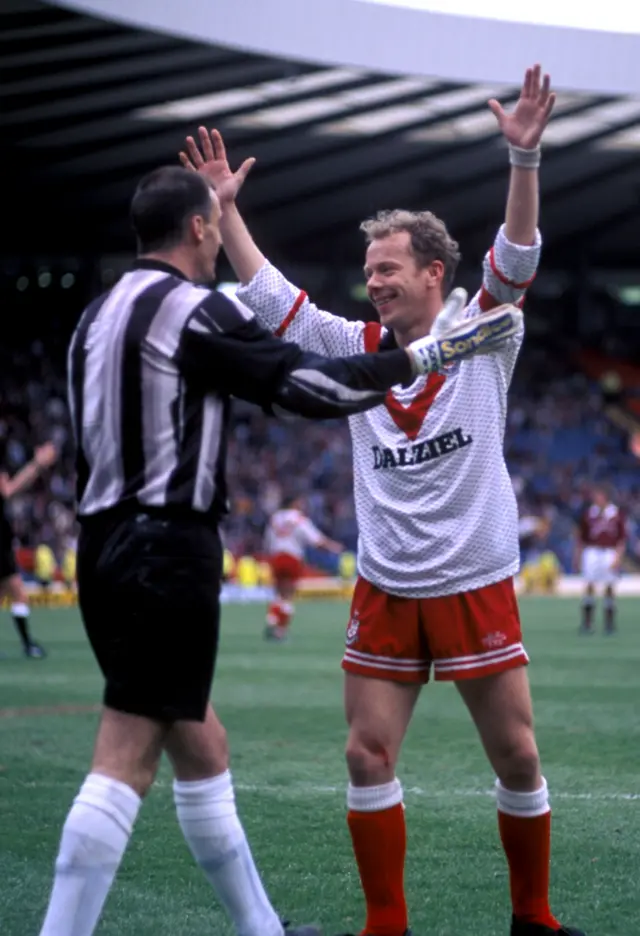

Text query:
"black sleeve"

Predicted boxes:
[[177, 292, 413, 418]]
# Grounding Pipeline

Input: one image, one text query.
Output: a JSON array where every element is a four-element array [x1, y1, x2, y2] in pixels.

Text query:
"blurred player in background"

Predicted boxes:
[[0, 441, 57, 657], [536, 551, 560, 595], [61, 534, 78, 591], [184, 64, 584, 936], [575, 485, 627, 634], [34, 543, 57, 590], [518, 513, 550, 565], [518, 513, 558, 594], [265, 495, 343, 640], [222, 547, 236, 583]]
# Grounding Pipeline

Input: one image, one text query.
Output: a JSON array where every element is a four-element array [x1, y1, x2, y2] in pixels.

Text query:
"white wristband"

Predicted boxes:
[[508, 143, 541, 169]]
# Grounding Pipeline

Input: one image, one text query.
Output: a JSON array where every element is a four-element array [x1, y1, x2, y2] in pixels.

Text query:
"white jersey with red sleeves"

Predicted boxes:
[[265, 508, 324, 561], [238, 224, 540, 597]]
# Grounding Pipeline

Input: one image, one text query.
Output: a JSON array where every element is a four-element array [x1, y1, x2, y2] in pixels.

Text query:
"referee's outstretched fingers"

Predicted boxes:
[[179, 150, 197, 172]]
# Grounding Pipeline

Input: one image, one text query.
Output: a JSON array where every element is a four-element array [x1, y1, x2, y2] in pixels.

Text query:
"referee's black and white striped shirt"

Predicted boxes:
[[68, 259, 412, 522]]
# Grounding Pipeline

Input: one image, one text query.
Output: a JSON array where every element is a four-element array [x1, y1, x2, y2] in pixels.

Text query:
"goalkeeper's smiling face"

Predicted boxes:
[[364, 232, 445, 337]]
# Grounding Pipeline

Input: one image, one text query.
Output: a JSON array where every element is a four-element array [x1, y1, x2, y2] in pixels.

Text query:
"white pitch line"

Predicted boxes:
[[235, 783, 640, 802], [14, 778, 639, 802]]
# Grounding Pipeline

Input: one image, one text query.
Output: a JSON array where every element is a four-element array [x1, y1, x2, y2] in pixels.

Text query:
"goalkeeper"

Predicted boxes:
[[182, 64, 583, 936]]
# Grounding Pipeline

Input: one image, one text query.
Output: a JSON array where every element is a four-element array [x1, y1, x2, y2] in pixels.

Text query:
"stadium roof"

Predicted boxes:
[[5, 0, 640, 270]]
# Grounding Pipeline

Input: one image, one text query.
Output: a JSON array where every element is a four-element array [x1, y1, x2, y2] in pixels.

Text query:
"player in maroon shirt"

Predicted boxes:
[[575, 486, 627, 634]]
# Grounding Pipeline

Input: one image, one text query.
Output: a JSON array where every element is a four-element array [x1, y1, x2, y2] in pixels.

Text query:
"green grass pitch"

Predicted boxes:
[[0, 598, 639, 936]]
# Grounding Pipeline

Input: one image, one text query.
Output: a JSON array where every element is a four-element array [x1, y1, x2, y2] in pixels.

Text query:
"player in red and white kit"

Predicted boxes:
[[182, 66, 585, 936], [575, 486, 627, 634], [265, 496, 343, 640]]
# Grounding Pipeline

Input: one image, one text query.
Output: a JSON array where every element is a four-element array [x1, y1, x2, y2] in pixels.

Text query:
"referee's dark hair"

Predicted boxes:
[[130, 166, 214, 254]]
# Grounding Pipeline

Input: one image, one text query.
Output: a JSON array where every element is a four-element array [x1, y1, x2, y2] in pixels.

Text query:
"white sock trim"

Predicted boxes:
[[11, 602, 29, 617], [496, 777, 550, 817], [347, 778, 403, 812], [76, 773, 142, 836], [173, 769, 233, 800]]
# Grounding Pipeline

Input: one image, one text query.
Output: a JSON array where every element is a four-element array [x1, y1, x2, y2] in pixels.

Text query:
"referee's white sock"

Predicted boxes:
[[174, 770, 283, 936], [39, 773, 141, 936]]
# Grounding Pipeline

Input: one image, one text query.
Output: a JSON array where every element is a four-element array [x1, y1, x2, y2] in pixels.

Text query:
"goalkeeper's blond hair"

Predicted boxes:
[[360, 209, 461, 292]]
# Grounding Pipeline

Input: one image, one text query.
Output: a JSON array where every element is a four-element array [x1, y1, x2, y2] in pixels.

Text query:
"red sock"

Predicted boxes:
[[266, 602, 280, 627], [498, 809, 559, 928], [347, 802, 407, 936], [277, 601, 293, 631]]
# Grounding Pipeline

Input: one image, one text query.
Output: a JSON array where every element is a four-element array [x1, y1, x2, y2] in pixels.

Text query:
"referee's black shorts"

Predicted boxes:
[[77, 507, 222, 722], [0, 512, 17, 582]]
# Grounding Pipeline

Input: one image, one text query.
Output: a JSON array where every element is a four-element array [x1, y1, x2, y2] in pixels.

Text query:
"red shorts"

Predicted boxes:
[[270, 553, 304, 583], [342, 576, 528, 683]]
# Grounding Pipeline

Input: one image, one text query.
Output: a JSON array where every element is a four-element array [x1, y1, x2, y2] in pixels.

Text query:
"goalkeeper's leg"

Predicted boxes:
[[344, 675, 418, 936], [340, 580, 426, 936]]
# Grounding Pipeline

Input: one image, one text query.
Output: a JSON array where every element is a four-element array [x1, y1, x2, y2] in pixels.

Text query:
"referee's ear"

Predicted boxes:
[[190, 213, 207, 244], [189, 190, 221, 255]]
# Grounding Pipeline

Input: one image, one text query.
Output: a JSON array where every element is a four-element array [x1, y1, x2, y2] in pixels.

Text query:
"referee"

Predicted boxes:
[[38, 166, 418, 936]]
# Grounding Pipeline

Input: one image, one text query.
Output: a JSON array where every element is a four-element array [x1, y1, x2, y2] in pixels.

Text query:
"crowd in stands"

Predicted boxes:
[[506, 345, 640, 570], [1, 330, 639, 575]]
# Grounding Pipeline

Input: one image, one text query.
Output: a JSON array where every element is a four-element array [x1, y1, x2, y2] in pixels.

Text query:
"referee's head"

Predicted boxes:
[[130, 166, 221, 284]]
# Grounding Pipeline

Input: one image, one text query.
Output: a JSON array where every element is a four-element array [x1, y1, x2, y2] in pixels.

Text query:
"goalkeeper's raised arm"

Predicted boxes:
[[490, 63, 554, 250], [462, 64, 554, 322]]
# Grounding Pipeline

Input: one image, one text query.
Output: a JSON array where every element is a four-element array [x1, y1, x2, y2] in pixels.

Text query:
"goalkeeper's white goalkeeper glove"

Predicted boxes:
[[407, 300, 523, 376], [431, 287, 523, 357], [430, 287, 469, 338]]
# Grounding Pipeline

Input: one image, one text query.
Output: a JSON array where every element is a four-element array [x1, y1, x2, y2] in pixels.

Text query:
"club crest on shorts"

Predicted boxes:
[[482, 631, 507, 650], [346, 610, 360, 645]]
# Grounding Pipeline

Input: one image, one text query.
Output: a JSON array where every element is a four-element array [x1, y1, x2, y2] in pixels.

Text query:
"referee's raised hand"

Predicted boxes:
[[180, 126, 255, 205]]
